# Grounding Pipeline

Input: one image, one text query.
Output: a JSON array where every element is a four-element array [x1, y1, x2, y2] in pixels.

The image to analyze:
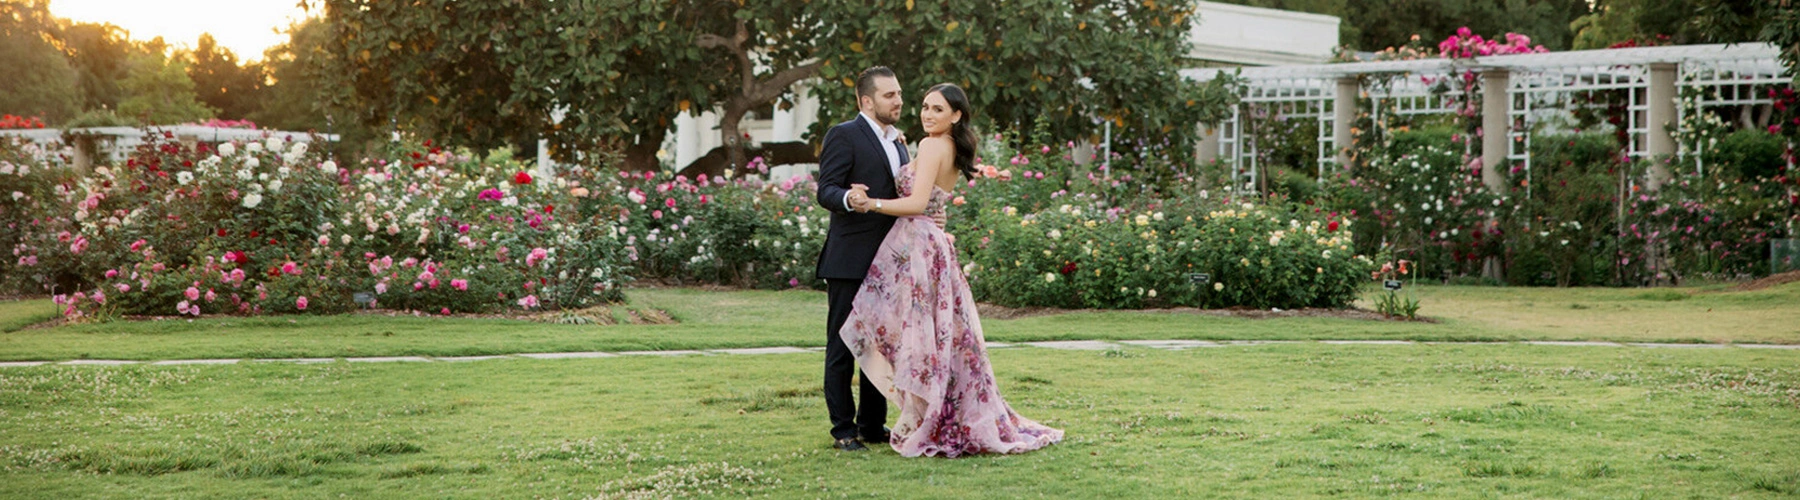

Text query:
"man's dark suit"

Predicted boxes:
[[814, 114, 909, 441]]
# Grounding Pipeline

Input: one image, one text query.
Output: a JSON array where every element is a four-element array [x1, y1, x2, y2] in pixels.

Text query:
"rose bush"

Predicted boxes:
[[7, 132, 631, 320]]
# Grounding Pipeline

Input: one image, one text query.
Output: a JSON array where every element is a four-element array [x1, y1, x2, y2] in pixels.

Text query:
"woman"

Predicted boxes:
[[841, 83, 1064, 458]]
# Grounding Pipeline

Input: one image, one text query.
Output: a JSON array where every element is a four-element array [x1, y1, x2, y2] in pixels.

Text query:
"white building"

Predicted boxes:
[[662, 1, 1341, 175]]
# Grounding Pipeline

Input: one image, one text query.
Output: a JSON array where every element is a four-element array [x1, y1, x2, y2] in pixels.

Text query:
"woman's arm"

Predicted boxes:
[[870, 138, 951, 217]]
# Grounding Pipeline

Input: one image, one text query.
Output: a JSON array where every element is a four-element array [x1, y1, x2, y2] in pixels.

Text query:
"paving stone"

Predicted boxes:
[[1320, 340, 1415, 345], [1117, 340, 1222, 349], [0, 361, 49, 368], [1523, 341, 1623, 347], [1736, 344, 1800, 350], [60, 359, 137, 366], [436, 355, 515, 362], [255, 358, 337, 364], [617, 350, 710, 356], [1217, 340, 1300, 345], [709, 347, 813, 355], [518, 352, 619, 359], [1627, 343, 1726, 349], [151, 359, 241, 365], [985, 342, 1015, 348], [345, 356, 431, 363], [1024, 341, 1120, 350]]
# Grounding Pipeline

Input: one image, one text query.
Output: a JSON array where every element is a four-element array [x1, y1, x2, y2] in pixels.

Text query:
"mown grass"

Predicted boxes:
[[1, 344, 1795, 498], [0, 299, 53, 333], [2, 282, 1796, 361]]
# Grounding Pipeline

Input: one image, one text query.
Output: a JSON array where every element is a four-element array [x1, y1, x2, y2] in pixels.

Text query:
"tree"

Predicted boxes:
[[1570, 0, 1773, 49], [118, 48, 216, 125], [1345, 0, 1589, 52], [56, 21, 134, 113], [254, 18, 378, 155], [188, 33, 266, 120], [318, 0, 547, 157], [0, 0, 80, 124], [807, 0, 1238, 157]]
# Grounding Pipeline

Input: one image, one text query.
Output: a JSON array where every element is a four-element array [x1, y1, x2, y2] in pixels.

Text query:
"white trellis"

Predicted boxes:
[[1184, 43, 1790, 196]]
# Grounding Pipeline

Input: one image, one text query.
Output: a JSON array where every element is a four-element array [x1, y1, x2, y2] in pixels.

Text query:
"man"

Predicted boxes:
[[814, 66, 906, 452]]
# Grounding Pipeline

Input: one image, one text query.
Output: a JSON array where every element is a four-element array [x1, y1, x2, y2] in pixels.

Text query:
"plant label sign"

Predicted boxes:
[[1189, 273, 1211, 285], [1383, 279, 1403, 291]]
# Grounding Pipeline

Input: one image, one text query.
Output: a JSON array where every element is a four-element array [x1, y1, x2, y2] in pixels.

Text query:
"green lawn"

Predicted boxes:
[[2, 344, 1795, 498], [1, 283, 1797, 362], [0, 299, 53, 333]]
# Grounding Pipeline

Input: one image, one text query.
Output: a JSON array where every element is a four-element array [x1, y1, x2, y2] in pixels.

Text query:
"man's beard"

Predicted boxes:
[[874, 107, 900, 127]]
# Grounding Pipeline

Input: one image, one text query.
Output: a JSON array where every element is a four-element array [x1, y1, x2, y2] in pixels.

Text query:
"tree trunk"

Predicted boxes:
[[621, 127, 667, 173], [719, 100, 750, 173]]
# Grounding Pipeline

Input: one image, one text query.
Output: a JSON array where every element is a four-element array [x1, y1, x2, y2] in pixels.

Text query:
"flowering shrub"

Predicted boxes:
[[948, 140, 1371, 309], [589, 158, 829, 290], [0, 115, 48, 129], [1328, 131, 1502, 280], [11, 132, 630, 320]]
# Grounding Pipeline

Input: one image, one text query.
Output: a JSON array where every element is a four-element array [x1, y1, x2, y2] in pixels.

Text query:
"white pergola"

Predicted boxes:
[[0, 125, 338, 171], [1183, 43, 1791, 194]]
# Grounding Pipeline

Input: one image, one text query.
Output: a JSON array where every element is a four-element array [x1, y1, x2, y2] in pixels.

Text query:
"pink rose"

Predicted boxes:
[[450, 279, 468, 291], [186, 287, 201, 301], [296, 296, 308, 311], [282, 261, 300, 275]]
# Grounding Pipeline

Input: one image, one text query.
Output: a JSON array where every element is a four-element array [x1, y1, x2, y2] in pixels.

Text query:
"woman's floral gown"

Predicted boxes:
[[841, 163, 1064, 458]]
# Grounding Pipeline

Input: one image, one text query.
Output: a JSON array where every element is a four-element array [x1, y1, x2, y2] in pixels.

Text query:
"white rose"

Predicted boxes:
[[246, 142, 263, 153], [242, 193, 263, 208], [321, 160, 338, 174], [218, 143, 236, 156], [269, 180, 283, 193], [266, 138, 284, 153], [176, 171, 193, 185]]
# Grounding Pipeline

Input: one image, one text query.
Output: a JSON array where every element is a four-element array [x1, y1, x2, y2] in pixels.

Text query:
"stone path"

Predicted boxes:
[[0, 340, 1795, 368]]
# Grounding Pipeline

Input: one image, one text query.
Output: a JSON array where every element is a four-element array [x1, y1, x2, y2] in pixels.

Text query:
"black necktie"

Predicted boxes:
[[895, 140, 910, 166]]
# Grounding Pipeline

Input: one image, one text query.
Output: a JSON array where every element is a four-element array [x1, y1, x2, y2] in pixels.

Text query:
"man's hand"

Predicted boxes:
[[932, 211, 947, 230], [847, 184, 871, 213]]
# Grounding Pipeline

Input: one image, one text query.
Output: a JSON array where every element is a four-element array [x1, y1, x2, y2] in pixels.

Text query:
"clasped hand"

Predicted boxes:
[[846, 183, 946, 230]]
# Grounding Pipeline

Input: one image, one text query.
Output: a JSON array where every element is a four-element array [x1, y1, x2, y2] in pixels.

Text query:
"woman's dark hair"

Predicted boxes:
[[926, 83, 978, 180]]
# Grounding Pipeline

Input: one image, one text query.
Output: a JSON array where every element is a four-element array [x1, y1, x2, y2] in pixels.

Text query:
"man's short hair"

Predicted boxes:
[[856, 66, 896, 99]]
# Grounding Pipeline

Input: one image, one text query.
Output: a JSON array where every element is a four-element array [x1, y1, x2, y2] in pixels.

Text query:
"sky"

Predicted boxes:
[[49, 0, 315, 61]]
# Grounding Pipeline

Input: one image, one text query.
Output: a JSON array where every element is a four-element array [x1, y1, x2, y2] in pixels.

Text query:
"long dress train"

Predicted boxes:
[[841, 163, 1063, 458]]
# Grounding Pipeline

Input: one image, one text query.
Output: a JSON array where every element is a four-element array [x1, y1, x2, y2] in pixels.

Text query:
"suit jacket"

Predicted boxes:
[[815, 114, 911, 280]]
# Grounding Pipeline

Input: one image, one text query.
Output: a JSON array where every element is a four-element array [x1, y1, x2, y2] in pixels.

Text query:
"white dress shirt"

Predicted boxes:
[[842, 112, 903, 211]]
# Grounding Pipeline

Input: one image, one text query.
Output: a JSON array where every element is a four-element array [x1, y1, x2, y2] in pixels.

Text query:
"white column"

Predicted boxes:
[[675, 112, 700, 169], [1480, 69, 1510, 192], [1334, 77, 1358, 169], [1647, 62, 1678, 190], [1196, 125, 1220, 166], [772, 106, 796, 143]]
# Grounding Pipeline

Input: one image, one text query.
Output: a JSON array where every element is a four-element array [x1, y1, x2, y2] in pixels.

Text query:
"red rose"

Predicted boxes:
[[217, 228, 228, 237], [1060, 262, 1078, 275], [1327, 220, 1340, 232], [543, 205, 555, 214], [513, 171, 533, 185]]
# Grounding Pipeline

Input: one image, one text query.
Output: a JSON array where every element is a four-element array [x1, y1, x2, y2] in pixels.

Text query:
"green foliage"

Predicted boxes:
[[118, 52, 216, 125], [1572, 0, 1777, 49], [808, 0, 1237, 160], [1345, 0, 1589, 51], [56, 21, 135, 113], [186, 34, 265, 121], [1372, 290, 1420, 318], [0, 1, 80, 124], [250, 18, 378, 157]]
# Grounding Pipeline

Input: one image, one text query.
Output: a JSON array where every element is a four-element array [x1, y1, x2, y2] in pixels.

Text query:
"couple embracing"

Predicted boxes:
[[814, 67, 1063, 458]]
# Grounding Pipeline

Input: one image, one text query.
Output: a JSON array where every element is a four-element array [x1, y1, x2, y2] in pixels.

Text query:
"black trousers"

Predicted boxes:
[[825, 279, 887, 440]]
